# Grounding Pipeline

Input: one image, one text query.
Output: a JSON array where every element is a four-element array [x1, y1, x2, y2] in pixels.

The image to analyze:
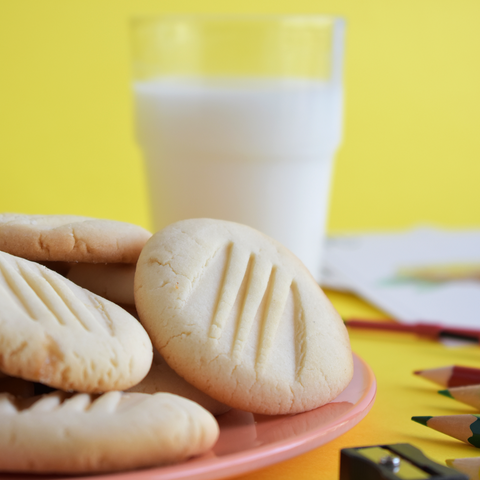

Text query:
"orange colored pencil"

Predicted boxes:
[[446, 457, 480, 478]]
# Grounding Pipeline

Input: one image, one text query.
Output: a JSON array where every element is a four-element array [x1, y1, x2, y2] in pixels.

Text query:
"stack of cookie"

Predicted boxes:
[[0, 214, 354, 474]]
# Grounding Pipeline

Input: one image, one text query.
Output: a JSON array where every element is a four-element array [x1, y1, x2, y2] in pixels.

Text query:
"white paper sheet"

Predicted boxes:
[[322, 227, 480, 328]]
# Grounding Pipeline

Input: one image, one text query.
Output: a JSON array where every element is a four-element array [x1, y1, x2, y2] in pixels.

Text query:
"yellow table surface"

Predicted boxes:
[[231, 288, 480, 480]]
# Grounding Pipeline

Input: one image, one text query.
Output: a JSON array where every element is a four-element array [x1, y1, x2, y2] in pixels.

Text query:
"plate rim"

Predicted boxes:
[[99, 352, 377, 480]]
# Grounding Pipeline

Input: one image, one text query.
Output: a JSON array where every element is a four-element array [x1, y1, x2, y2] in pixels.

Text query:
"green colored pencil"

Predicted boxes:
[[439, 384, 480, 410], [412, 414, 480, 447]]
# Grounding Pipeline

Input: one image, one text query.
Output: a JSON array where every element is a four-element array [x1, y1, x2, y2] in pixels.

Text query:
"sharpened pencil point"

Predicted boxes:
[[438, 389, 454, 399], [414, 370, 422, 375], [412, 416, 432, 426]]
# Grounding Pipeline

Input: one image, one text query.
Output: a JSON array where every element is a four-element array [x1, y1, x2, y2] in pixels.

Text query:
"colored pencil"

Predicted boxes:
[[412, 415, 480, 447], [344, 319, 480, 343], [446, 457, 480, 478], [398, 263, 480, 282], [414, 366, 480, 388], [439, 384, 480, 410]]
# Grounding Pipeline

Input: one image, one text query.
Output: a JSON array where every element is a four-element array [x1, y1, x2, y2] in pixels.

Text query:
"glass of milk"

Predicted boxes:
[[130, 15, 345, 281]]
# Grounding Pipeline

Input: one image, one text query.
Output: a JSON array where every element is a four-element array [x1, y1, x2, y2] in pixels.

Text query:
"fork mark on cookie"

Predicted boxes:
[[38, 270, 95, 332], [209, 243, 250, 340], [29, 391, 67, 412], [88, 296, 115, 336], [18, 264, 70, 326], [255, 269, 291, 372], [89, 391, 123, 413], [61, 393, 93, 412], [291, 281, 308, 378], [0, 256, 42, 320], [232, 255, 272, 361]]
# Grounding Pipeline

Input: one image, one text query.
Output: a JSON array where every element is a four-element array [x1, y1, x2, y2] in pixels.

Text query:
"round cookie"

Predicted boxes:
[[0, 213, 151, 263], [0, 251, 153, 392], [0, 390, 219, 473], [127, 349, 231, 416], [134, 219, 353, 415], [67, 263, 136, 306]]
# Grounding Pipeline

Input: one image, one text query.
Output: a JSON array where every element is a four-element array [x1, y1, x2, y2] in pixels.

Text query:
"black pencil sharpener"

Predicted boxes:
[[340, 443, 468, 480]]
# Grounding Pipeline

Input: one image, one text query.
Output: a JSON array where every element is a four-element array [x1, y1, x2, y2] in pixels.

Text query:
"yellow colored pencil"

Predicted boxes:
[[440, 385, 480, 410], [399, 263, 480, 282], [412, 415, 480, 447], [446, 457, 480, 479]]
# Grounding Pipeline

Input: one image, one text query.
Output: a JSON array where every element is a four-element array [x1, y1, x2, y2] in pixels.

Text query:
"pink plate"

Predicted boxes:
[[3, 353, 375, 480]]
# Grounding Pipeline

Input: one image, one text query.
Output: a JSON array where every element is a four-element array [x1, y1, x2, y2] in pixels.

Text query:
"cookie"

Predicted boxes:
[[67, 263, 136, 306], [0, 213, 151, 263], [127, 349, 231, 416], [134, 219, 353, 415], [0, 251, 153, 392], [0, 390, 219, 473]]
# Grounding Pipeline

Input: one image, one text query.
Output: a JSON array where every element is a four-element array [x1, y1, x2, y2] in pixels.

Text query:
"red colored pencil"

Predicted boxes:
[[414, 366, 480, 388], [344, 319, 480, 343]]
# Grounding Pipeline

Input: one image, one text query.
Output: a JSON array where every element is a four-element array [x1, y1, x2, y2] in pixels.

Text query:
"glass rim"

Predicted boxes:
[[130, 13, 346, 82]]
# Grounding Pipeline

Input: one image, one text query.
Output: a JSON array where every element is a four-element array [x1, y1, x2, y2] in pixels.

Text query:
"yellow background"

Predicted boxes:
[[1, 0, 479, 233], [1, 1, 480, 480]]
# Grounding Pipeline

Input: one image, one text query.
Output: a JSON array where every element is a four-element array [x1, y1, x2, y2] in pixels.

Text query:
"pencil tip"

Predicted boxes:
[[438, 389, 454, 399], [413, 370, 422, 375], [412, 416, 432, 426]]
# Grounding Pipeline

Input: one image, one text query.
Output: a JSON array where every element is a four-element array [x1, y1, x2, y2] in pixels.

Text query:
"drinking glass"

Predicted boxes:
[[130, 15, 345, 281]]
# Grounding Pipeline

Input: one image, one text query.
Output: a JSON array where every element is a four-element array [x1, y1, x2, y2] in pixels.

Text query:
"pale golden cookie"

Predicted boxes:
[[135, 219, 353, 415], [67, 263, 136, 306], [0, 390, 219, 473], [0, 251, 153, 392], [127, 349, 231, 416], [0, 213, 151, 263]]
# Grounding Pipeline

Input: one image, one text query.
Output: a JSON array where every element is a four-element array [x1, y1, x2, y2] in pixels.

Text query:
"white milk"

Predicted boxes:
[[134, 78, 342, 280]]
